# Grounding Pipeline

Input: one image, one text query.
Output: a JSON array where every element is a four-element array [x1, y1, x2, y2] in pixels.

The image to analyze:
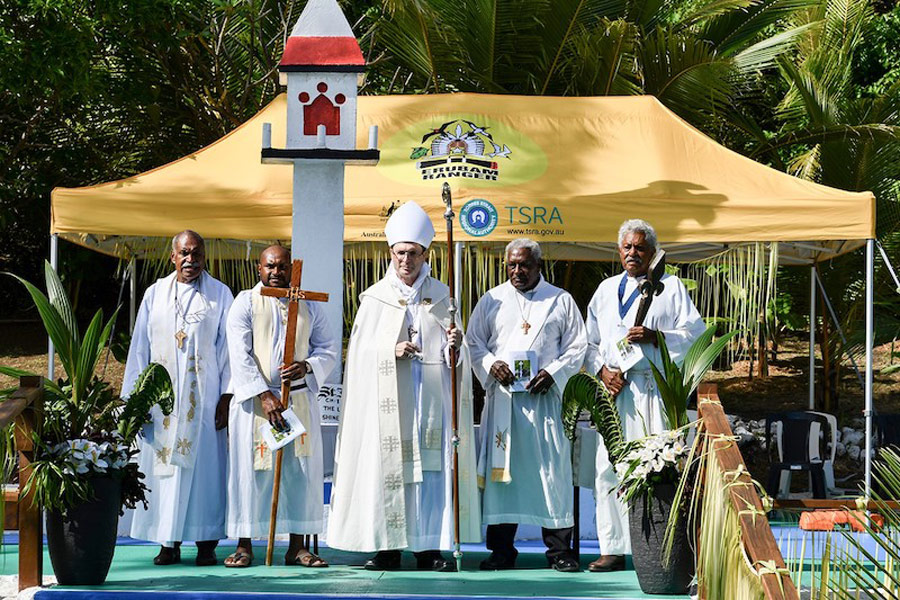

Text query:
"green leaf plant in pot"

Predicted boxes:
[[563, 324, 736, 595], [0, 261, 174, 586]]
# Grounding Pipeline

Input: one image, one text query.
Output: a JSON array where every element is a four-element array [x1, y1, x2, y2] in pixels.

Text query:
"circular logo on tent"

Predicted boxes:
[[459, 199, 498, 237]]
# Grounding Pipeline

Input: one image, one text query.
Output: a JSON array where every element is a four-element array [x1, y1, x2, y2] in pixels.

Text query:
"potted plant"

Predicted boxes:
[[563, 324, 735, 594], [0, 261, 173, 586]]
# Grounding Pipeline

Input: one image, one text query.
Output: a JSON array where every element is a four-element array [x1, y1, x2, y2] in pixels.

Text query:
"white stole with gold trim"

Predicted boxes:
[[249, 289, 312, 470]]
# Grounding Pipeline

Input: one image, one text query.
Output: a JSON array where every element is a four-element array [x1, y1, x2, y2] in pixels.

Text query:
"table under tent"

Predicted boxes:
[[51, 92, 878, 493]]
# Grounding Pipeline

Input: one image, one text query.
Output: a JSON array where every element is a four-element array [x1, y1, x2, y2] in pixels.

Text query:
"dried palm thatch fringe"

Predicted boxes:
[[697, 442, 770, 600], [685, 242, 780, 365], [344, 242, 557, 333], [130, 236, 785, 365]]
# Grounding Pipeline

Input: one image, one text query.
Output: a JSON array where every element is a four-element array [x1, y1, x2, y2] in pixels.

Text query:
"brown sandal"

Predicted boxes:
[[285, 551, 328, 567], [224, 551, 253, 568]]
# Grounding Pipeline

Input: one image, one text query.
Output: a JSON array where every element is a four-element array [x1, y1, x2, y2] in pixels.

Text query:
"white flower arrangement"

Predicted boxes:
[[615, 429, 690, 504], [49, 433, 130, 477]]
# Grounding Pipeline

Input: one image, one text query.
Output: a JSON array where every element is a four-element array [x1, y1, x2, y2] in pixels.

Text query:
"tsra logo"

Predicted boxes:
[[410, 120, 512, 181], [459, 199, 499, 236]]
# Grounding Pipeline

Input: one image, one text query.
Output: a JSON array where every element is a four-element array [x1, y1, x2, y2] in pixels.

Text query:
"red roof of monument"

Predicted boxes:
[[280, 36, 365, 68], [278, 0, 365, 69]]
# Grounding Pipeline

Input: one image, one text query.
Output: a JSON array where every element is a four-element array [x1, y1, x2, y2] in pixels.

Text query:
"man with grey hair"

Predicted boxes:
[[584, 219, 704, 572], [467, 238, 587, 572], [123, 230, 233, 566]]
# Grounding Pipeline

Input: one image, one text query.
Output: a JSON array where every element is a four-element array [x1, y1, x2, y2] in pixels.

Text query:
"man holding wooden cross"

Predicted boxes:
[[224, 245, 338, 568], [123, 230, 233, 566], [328, 201, 481, 572], [584, 219, 705, 572]]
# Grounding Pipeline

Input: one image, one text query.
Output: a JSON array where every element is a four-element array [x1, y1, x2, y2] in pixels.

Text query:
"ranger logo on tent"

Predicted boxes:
[[410, 119, 512, 181]]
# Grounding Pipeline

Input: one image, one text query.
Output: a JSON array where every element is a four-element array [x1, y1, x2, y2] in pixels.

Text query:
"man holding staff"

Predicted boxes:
[[585, 219, 704, 572], [224, 245, 338, 567], [328, 201, 480, 571]]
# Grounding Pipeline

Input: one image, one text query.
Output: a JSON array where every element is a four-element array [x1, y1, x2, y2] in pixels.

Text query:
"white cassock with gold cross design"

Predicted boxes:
[[122, 271, 233, 545]]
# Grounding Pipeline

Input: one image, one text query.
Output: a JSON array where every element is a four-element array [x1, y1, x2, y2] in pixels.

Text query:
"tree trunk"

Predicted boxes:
[[757, 319, 769, 378]]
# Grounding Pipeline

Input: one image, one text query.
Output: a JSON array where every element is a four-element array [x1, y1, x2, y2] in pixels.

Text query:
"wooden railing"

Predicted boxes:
[[0, 376, 43, 591], [697, 383, 799, 600]]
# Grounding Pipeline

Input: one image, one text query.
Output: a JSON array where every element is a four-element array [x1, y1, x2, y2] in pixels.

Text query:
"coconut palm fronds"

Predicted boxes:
[[562, 372, 624, 464]]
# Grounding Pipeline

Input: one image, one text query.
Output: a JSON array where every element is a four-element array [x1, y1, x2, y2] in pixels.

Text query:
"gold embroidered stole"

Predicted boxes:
[[148, 273, 210, 476], [370, 277, 451, 547], [250, 288, 311, 470], [481, 280, 561, 486]]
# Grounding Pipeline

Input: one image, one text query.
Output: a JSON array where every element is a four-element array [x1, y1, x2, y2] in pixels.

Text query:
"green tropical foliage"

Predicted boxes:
[[0, 261, 174, 512], [562, 371, 625, 464], [800, 447, 900, 597], [650, 325, 740, 429], [3, 0, 899, 368], [562, 326, 737, 499]]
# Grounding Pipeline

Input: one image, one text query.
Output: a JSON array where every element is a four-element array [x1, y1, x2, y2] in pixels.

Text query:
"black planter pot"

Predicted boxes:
[[629, 482, 693, 595], [46, 476, 122, 585]]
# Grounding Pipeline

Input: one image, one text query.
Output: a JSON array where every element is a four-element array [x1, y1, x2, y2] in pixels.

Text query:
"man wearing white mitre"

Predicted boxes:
[[467, 238, 587, 573], [122, 230, 233, 566], [584, 219, 705, 572], [223, 245, 339, 568], [328, 201, 481, 572]]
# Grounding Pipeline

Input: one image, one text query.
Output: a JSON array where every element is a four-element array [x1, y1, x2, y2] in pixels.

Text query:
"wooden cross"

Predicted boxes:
[[521, 321, 531, 334], [174, 329, 188, 349], [259, 259, 328, 566], [260, 259, 329, 387]]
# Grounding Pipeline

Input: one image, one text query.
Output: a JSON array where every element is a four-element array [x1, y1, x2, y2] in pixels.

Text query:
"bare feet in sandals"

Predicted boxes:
[[285, 549, 328, 567], [225, 539, 254, 568], [225, 551, 253, 568]]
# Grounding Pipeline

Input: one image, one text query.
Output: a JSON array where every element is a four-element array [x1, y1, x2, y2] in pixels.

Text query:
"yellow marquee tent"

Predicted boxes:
[[51, 93, 875, 264], [49, 91, 884, 494]]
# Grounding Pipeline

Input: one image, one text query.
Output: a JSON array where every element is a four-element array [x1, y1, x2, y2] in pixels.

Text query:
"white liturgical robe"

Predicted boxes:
[[225, 283, 339, 537], [328, 267, 481, 552], [467, 277, 587, 529], [122, 271, 233, 545], [585, 272, 705, 554]]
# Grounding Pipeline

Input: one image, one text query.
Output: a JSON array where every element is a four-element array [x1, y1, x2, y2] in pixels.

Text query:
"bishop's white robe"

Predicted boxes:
[[467, 277, 587, 529], [328, 267, 481, 552], [585, 272, 705, 554], [122, 271, 233, 545], [225, 283, 339, 537]]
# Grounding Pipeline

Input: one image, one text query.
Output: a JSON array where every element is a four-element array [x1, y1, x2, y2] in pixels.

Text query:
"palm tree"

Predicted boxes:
[[365, 0, 819, 132], [739, 0, 900, 410]]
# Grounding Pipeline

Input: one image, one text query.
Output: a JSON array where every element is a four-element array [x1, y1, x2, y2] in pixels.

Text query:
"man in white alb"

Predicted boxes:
[[123, 230, 232, 566], [224, 245, 339, 567], [467, 238, 587, 572], [328, 201, 480, 571], [584, 219, 705, 572]]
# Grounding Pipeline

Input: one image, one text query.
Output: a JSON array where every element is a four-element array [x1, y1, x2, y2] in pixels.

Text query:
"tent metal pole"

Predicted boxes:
[[864, 239, 874, 497], [813, 268, 864, 388], [48, 233, 58, 380], [809, 265, 816, 409], [129, 257, 137, 334]]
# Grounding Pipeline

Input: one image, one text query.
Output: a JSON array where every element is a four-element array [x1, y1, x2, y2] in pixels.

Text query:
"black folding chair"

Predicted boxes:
[[765, 411, 830, 499], [874, 413, 900, 449]]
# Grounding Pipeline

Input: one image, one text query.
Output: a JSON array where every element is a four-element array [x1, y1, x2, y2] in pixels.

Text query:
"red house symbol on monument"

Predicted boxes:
[[299, 82, 345, 135]]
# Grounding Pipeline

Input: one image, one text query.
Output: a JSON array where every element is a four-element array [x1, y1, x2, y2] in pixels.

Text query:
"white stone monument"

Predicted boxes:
[[262, 0, 379, 419]]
